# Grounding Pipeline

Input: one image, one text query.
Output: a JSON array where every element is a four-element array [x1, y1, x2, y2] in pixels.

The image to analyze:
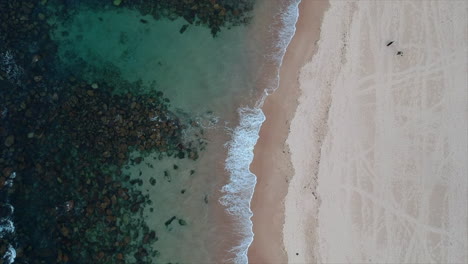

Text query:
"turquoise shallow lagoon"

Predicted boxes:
[[0, 0, 299, 262]]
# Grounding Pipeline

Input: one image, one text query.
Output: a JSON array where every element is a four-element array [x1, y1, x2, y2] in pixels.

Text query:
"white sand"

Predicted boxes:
[[285, 1, 468, 263]]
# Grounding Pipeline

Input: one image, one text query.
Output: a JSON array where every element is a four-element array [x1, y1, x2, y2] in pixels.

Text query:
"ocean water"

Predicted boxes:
[[0, 0, 300, 262]]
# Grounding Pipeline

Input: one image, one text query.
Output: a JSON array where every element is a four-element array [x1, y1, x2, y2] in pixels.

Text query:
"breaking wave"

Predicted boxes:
[[1, 173, 17, 264]]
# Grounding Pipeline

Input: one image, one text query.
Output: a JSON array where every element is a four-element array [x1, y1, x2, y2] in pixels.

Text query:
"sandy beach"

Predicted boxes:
[[253, 0, 467, 263], [248, 0, 329, 263]]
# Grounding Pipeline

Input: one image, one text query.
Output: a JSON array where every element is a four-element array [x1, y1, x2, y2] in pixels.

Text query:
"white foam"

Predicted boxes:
[[0, 212, 16, 263], [0, 219, 15, 236], [0, 174, 16, 263], [220, 107, 265, 264], [257, 0, 302, 106], [0, 50, 24, 84], [5, 172, 16, 188], [3, 244, 16, 264], [219, 1, 302, 263]]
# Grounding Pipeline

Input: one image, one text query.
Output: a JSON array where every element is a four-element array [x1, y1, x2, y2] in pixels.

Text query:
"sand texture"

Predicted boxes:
[[248, 0, 328, 263], [285, 0, 468, 263]]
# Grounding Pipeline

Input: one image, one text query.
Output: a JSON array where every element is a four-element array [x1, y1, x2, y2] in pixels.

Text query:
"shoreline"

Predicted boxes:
[[250, 0, 467, 263], [248, 0, 329, 263]]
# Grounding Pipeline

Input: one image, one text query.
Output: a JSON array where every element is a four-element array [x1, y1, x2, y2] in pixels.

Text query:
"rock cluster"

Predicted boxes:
[[126, 0, 255, 36], [49, 0, 254, 37]]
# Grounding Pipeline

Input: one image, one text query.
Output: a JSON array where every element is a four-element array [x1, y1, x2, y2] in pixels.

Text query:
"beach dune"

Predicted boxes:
[[284, 1, 468, 263]]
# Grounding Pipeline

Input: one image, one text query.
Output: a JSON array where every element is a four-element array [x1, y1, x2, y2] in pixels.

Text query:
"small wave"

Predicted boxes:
[[257, 0, 302, 105], [0, 50, 24, 85], [1, 173, 17, 264], [220, 0, 302, 263], [3, 244, 16, 264], [0, 213, 16, 264]]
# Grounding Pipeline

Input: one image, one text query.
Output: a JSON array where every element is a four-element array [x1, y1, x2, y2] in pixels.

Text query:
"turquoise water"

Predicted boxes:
[[0, 0, 300, 262], [48, 6, 261, 263], [50, 8, 256, 116]]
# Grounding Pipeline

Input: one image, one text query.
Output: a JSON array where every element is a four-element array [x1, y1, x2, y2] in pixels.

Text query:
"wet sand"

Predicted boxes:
[[248, 0, 329, 263]]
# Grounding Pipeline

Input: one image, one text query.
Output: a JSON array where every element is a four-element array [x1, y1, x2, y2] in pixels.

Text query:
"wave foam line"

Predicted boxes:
[[220, 107, 265, 264], [220, 1, 302, 263], [2, 244, 16, 264], [1, 172, 16, 264], [257, 0, 302, 106]]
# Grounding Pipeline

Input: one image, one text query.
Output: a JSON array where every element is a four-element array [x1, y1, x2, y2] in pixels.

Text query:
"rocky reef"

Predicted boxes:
[[124, 0, 255, 36]]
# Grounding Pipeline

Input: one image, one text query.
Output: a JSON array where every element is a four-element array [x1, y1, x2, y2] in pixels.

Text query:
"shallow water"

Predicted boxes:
[[48, 6, 259, 263]]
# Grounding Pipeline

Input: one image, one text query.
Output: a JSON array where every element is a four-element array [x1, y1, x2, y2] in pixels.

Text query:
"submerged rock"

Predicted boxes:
[[149, 177, 156, 186], [4, 135, 14, 147], [179, 24, 189, 34], [164, 216, 177, 227]]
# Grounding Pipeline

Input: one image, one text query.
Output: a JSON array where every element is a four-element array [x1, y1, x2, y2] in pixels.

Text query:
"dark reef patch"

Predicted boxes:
[[112, 0, 254, 37], [46, 0, 254, 37]]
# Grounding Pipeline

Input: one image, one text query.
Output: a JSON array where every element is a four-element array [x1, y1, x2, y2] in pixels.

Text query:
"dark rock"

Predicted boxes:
[[164, 170, 171, 182], [148, 231, 156, 240], [4, 135, 14, 147], [164, 216, 176, 227], [179, 24, 189, 34], [134, 157, 143, 164], [149, 177, 156, 186], [2, 167, 13, 177], [177, 151, 185, 159], [131, 203, 140, 212]]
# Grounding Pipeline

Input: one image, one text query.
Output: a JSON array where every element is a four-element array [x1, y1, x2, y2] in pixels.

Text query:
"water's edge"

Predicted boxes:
[[219, 1, 302, 263]]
